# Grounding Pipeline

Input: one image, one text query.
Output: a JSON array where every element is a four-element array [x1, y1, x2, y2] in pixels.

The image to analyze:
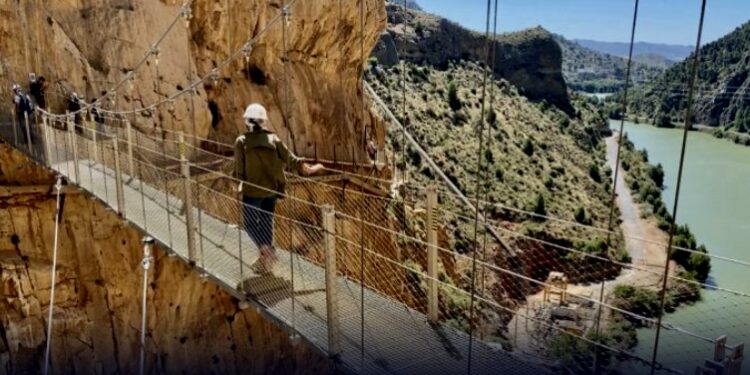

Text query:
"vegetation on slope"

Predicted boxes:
[[366, 58, 631, 294], [621, 21, 750, 129], [555, 35, 665, 93]]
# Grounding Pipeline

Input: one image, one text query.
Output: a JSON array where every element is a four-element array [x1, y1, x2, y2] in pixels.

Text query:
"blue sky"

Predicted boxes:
[[416, 0, 750, 45]]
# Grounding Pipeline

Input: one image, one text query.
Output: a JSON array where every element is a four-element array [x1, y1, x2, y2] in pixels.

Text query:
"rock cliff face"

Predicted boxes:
[[0, 0, 386, 162], [372, 5, 574, 114], [0, 144, 333, 374]]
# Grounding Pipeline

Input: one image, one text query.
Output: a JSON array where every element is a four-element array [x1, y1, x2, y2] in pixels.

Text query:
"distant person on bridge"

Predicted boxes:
[[11, 84, 34, 144], [66, 93, 82, 131], [29, 76, 47, 110], [234, 103, 324, 273]]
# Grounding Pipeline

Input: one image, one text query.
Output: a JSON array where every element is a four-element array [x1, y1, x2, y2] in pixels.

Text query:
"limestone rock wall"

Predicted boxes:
[[0, 0, 387, 163], [0, 144, 333, 374]]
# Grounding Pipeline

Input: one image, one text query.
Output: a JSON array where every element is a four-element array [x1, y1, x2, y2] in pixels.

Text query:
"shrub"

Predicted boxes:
[[531, 194, 546, 219], [549, 334, 594, 373], [415, 21, 425, 37], [648, 163, 665, 189], [574, 207, 588, 224], [448, 82, 462, 111], [522, 139, 534, 156], [452, 111, 468, 126], [686, 246, 711, 282], [575, 238, 608, 256], [407, 147, 422, 166], [589, 164, 602, 183], [655, 113, 672, 128], [495, 168, 504, 181], [487, 110, 498, 128], [484, 148, 494, 164], [544, 177, 554, 190], [613, 285, 663, 324]]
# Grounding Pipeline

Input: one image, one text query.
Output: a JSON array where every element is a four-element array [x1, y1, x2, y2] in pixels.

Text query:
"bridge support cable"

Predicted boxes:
[[280, 0, 299, 347], [182, 5, 205, 270], [139, 237, 155, 375], [597, 0, 640, 372], [466, 0, 496, 371], [651, 0, 708, 373], [43, 176, 64, 375], [477, 0, 500, 315]]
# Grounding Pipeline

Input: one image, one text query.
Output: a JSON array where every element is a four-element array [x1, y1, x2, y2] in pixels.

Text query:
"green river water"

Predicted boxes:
[[611, 121, 750, 374]]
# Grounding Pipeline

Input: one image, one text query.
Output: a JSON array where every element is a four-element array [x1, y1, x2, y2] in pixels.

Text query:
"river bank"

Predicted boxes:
[[619, 116, 750, 147], [505, 132, 670, 367], [614, 120, 750, 373]]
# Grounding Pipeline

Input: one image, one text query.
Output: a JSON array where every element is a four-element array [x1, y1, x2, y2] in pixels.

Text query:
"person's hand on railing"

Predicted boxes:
[[301, 163, 325, 176]]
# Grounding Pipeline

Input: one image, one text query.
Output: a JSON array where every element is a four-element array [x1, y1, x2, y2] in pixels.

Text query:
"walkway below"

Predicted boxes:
[[46, 156, 540, 375]]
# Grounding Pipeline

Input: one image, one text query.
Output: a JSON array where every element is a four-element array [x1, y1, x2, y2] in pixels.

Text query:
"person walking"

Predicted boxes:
[[234, 103, 324, 273], [11, 84, 34, 144], [29, 76, 47, 110]]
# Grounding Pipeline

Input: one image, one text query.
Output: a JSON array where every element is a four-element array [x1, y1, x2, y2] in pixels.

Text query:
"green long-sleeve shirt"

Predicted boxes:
[[234, 129, 302, 198]]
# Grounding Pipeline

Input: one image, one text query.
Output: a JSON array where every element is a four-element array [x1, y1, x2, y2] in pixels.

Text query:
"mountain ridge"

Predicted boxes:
[[623, 21, 750, 130], [373, 4, 574, 114], [554, 34, 665, 93], [574, 39, 693, 63]]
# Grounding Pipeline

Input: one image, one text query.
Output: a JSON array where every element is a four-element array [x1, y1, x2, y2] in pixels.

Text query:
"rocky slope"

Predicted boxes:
[[372, 4, 574, 114], [625, 21, 750, 128], [0, 144, 332, 374], [0, 0, 386, 163]]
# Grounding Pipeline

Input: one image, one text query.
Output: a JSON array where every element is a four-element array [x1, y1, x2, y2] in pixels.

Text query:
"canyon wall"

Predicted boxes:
[[0, 0, 386, 162], [373, 4, 574, 114], [0, 144, 333, 374]]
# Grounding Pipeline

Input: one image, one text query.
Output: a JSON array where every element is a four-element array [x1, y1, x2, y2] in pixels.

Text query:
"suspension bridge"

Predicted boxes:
[[0, 110, 547, 375], [2, 0, 749, 374]]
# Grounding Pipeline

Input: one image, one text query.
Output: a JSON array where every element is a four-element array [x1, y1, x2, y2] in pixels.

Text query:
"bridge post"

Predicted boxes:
[[24, 112, 32, 154], [67, 115, 80, 184], [126, 120, 135, 177], [90, 112, 99, 165], [113, 134, 126, 216], [179, 132, 199, 266], [426, 187, 439, 322], [139, 236, 155, 375], [41, 115, 52, 165], [322, 204, 341, 357], [11, 106, 18, 146]]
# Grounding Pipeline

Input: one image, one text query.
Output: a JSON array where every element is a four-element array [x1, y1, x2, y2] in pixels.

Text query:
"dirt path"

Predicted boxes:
[[505, 133, 669, 357]]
